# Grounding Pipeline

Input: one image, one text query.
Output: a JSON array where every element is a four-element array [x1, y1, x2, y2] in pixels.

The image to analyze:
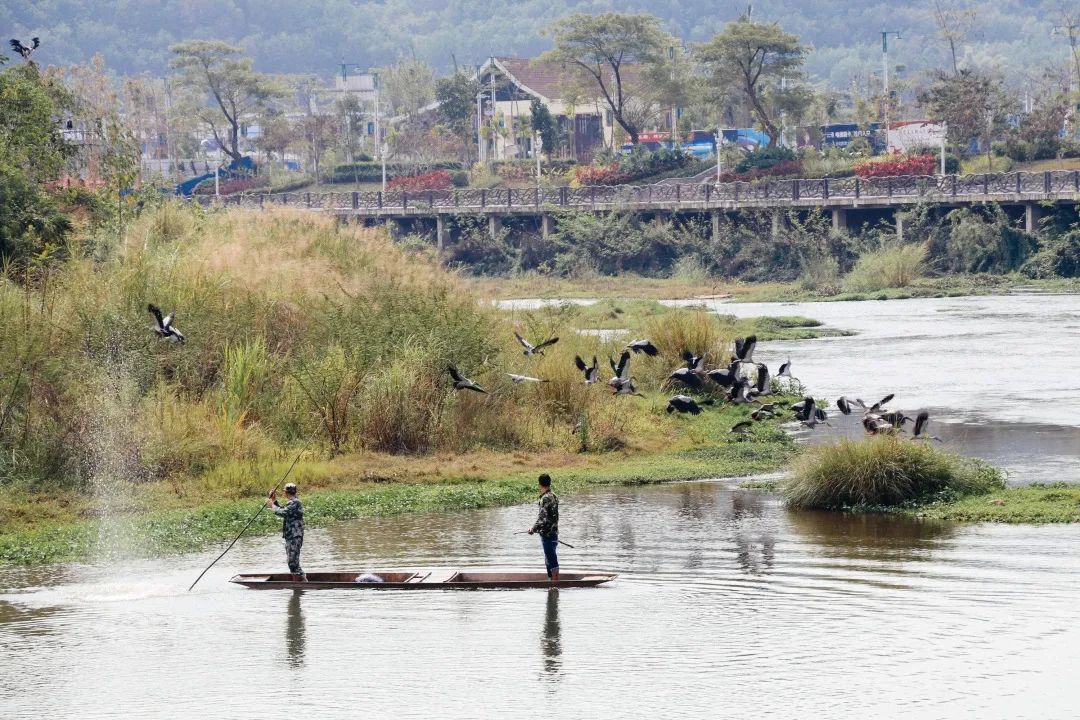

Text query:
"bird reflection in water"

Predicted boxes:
[[541, 589, 562, 681], [732, 490, 775, 574], [285, 591, 306, 668]]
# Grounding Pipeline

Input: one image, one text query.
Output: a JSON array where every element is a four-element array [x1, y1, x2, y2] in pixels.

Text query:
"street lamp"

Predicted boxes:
[[369, 69, 382, 160], [881, 31, 901, 152], [534, 131, 543, 188]]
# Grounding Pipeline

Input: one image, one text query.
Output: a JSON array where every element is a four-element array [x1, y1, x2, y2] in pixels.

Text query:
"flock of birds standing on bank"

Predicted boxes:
[[144, 303, 940, 441], [440, 326, 942, 441]]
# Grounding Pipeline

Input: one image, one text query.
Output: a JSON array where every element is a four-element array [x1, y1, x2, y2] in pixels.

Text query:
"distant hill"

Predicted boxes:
[[3, 0, 1069, 87]]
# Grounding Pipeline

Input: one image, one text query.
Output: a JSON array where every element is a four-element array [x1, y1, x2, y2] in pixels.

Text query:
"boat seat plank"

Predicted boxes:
[[424, 569, 458, 584]]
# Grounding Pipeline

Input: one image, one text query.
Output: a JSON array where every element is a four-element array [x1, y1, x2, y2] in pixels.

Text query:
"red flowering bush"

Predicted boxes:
[[853, 154, 936, 178], [572, 163, 628, 186], [387, 170, 453, 191]]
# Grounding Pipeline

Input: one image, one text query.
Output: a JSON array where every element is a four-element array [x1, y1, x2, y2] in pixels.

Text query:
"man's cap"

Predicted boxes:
[[284, 483, 298, 493]]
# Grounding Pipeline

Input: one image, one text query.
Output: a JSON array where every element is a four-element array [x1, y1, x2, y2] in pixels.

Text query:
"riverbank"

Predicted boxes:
[[468, 274, 1080, 303], [737, 480, 1080, 524], [0, 404, 797, 565]]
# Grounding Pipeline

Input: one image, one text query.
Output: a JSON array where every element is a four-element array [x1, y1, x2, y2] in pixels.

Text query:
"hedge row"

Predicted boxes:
[[329, 161, 463, 184]]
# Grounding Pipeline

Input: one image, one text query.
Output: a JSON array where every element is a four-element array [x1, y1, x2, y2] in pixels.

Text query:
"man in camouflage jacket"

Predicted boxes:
[[267, 482, 305, 581], [527, 473, 559, 585]]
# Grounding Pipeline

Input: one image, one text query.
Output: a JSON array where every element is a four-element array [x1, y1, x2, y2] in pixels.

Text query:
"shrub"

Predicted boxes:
[[735, 146, 796, 173], [386, 170, 453, 191], [931, 206, 1035, 274], [572, 163, 628, 187], [192, 177, 267, 196], [853, 153, 936, 178], [785, 436, 1005, 510], [1022, 226, 1080, 279], [329, 161, 462, 184], [843, 242, 926, 292]]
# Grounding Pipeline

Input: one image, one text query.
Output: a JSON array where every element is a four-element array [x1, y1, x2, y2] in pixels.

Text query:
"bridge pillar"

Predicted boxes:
[[1024, 203, 1042, 233], [831, 208, 847, 232], [895, 211, 904, 241], [771, 211, 781, 241], [541, 213, 554, 239], [436, 214, 447, 251], [711, 210, 721, 241], [488, 214, 503, 240]]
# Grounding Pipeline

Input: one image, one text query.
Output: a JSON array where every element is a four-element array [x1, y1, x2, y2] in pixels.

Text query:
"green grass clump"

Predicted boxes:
[[914, 483, 1080, 523], [784, 436, 1005, 510], [843, 242, 927, 293]]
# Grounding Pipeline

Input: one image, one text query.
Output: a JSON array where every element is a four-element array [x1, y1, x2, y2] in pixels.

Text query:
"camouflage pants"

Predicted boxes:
[[285, 536, 304, 577]]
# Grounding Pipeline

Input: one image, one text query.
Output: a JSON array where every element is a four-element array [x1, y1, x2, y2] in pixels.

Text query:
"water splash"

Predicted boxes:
[[78, 363, 142, 562]]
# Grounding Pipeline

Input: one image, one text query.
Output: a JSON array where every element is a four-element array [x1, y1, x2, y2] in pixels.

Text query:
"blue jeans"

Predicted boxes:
[[540, 535, 559, 577]]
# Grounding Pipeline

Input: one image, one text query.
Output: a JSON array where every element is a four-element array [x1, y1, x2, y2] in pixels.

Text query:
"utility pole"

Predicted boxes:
[[1052, 19, 1080, 98], [881, 31, 901, 152]]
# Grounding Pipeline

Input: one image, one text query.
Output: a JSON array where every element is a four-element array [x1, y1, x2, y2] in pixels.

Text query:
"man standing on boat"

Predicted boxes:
[[266, 482, 306, 581], [527, 474, 559, 586]]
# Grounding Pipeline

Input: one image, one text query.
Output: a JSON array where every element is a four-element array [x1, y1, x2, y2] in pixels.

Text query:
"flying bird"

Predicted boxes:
[[862, 414, 895, 435], [625, 339, 659, 356], [751, 403, 781, 421], [9, 38, 39, 60], [864, 393, 895, 413], [707, 366, 737, 388], [878, 411, 911, 428], [147, 304, 185, 343], [836, 396, 854, 415], [681, 350, 706, 372], [514, 331, 558, 357], [728, 377, 755, 405], [574, 355, 599, 384], [669, 367, 705, 390], [612, 377, 644, 397], [507, 373, 548, 384], [750, 363, 772, 397], [791, 397, 816, 422], [665, 395, 713, 415], [912, 411, 942, 442], [447, 365, 486, 393], [800, 411, 830, 429], [777, 358, 793, 378], [734, 335, 757, 362], [607, 350, 640, 396]]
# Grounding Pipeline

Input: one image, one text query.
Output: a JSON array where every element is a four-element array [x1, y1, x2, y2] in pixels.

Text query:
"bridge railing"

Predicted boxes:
[[196, 169, 1080, 213]]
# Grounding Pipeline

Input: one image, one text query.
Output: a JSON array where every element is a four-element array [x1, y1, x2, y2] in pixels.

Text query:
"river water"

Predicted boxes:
[[2, 295, 1080, 719]]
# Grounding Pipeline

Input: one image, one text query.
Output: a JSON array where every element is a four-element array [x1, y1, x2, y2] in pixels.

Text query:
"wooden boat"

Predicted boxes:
[[229, 569, 617, 590]]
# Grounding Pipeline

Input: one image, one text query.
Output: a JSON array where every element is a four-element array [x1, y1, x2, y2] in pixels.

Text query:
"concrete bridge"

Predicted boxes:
[[202, 170, 1080, 246]]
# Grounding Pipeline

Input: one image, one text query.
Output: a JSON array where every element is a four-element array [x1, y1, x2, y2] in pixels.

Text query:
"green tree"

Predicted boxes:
[[543, 12, 675, 145], [0, 60, 74, 264], [696, 20, 810, 147], [920, 69, 1013, 162], [382, 58, 436, 119], [169, 40, 283, 162], [435, 71, 481, 162], [530, 99, 558, 157]]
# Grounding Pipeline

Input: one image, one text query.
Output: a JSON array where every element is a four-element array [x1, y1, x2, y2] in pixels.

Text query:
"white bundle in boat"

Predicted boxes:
[[355, 573, 384, 583]]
